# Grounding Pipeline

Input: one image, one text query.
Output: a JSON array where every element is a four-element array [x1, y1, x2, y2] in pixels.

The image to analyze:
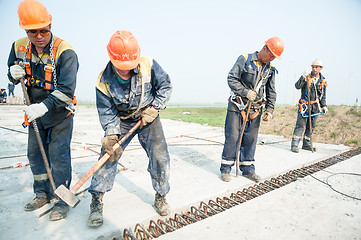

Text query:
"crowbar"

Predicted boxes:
[[235, 64, 268, 177], [16, 61, 57, 195], [307, 75, 314, 153]]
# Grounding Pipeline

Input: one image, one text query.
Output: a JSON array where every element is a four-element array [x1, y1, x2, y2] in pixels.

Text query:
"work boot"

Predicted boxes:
[[49, 203, 69, 221], [154, 193, 170, 216], [243, 172, 261, 183], [88, 193, 104, 228], [302, 145, 316, 152], [24, 196, 49, 211], [291, 147, 299, 153], [221, 171, 231, 182]]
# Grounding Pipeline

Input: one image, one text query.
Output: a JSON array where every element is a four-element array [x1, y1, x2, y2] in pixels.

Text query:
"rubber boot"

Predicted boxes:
[[88, 193, 104, 227], [154, 193, 170, 216]]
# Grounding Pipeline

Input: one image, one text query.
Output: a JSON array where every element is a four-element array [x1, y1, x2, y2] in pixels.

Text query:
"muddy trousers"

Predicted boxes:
[[89, 116, 170, 196], [220, 110, 261, 175], [28, 115, 73, 202], [291, 112, 317, 149]]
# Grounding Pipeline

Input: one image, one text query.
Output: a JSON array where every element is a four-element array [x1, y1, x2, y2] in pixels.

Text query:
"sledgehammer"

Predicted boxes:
[[55, 120, 141, 207]]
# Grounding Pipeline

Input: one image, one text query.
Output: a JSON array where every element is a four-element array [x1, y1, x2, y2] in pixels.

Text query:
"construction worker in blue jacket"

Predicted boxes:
[[8, 82, 15, 97], [220, 37, 284, 183], [291, 59, 327, 153], [0, 88, 7, 103], [88, 30, 172, 228], [7, 0, 78, 221]]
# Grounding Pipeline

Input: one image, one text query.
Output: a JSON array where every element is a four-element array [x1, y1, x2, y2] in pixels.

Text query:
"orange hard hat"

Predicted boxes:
[[265, 36, 284, 59], [18, 0, 52, 30], [107, 30, 141, 70]]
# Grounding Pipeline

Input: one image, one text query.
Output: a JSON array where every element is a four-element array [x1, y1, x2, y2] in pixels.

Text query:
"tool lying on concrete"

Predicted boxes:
[[16, 61, 57, 195], [55, 120, 141, 207]]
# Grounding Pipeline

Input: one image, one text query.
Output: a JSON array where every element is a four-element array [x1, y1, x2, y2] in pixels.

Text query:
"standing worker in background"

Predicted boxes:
[[88, 30, 172, 228], [220, 37, 284, 183], [7, 0, 78, 220], [291, 59, 327, 153], [8, 81, 15, 97]]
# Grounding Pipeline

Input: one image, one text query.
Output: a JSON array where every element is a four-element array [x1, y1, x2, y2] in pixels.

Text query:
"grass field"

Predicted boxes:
[[160, 105, 361, 147], [160, 106, 227, 127]]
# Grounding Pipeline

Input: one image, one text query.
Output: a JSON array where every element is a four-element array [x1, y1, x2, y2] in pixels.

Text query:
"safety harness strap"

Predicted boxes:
[[19, 38, 63, 90], [44, 38, 62, 90]]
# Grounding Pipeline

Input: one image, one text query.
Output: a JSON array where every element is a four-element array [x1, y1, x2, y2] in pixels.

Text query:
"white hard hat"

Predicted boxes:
[[311, 59, 324, 67]]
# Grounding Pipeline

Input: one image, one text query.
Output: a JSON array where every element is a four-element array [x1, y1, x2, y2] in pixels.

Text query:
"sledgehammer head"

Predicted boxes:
[[55, 185, 80, 208]]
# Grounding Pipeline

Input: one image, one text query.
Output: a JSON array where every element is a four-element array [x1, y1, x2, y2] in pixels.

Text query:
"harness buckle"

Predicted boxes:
[[44, 65, 53, 72]]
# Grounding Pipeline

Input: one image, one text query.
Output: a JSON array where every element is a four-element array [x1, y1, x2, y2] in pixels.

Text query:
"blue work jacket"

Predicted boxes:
[[7, 34, 78, 128], [96, 56, 172, 136], [227, 52, 277, 114]]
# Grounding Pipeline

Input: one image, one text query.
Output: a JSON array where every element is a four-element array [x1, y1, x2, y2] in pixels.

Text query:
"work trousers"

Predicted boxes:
[[220, 110, 261, 175], [291, 112, 317, 149], [89, 116, 170, 196], [28, 115, 73, 202], [8, 89, 14, 97]]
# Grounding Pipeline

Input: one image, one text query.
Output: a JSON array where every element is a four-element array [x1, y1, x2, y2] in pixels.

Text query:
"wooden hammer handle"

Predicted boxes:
[[70, 120, 141, 193]]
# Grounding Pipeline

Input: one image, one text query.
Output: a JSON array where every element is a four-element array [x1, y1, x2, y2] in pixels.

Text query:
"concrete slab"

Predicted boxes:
[[0, 105, 358, 240]]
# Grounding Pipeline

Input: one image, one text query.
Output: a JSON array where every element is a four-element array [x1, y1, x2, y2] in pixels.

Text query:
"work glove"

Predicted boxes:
[[302, 69, 311, 78], [140, 106, 159, 129], [25, 102, 49, 122], [262, 111, 272, 122], [10, 65, 25, 81], [101, 135, 123, 162], [322, 106, 328, 115], [246, 90, 257, 101]]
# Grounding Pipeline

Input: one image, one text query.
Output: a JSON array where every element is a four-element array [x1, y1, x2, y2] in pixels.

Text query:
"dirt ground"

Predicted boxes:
[[0, 105, 360, 240], [260, 105, 361, 148]]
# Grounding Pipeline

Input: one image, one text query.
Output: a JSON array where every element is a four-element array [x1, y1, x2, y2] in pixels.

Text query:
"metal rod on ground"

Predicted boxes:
[[307, 76, 314, 153], [17, 61, 57, 195]]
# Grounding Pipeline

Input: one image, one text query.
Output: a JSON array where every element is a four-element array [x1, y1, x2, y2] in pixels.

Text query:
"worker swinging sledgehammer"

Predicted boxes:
[[69, 30, 172, 228], [220, 37, 284, 183], [291, 59, 328, 153]]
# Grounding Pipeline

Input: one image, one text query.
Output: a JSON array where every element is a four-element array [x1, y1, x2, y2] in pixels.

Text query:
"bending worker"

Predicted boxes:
[[88, 30, 172, 228], [220, 37, 284, 183], [7, 0, 78, 221], [291, 59, 327, 153]]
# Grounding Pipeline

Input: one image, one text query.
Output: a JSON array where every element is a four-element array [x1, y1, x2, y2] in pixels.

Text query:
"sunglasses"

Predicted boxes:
[[26, 29, 50, 37]]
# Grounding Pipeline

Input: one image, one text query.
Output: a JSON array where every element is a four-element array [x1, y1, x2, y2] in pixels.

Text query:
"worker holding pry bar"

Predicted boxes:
[[7, 0, 78, 221], [220, 37, 284, 183], [88, 30, 172, 227]]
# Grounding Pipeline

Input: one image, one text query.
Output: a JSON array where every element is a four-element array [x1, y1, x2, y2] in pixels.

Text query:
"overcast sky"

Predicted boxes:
[[1, 0, 360, 106]]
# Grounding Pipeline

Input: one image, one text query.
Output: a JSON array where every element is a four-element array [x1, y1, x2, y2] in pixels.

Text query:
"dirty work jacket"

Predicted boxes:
[[227, 52, 277, 114], [295, 72, 327, 114], [96, 56, 172, 136], [7, 34, 79, 129]]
